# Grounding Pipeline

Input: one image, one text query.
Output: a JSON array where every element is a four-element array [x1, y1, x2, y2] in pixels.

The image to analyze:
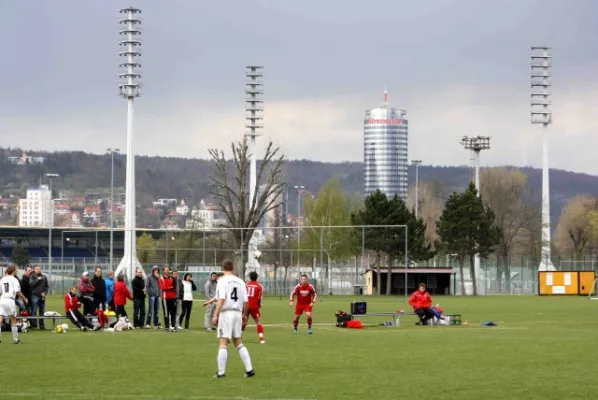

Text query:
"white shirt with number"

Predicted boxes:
[[215, 275, 247, 312], [0, 276, 21, 300]]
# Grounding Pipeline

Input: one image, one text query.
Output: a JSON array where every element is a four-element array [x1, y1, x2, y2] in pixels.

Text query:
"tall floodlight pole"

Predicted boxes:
[[294, 185, 305, 268], [244, 66, 264, 270], [460, 136, 490, 294], [411, 160, 422, 219], [531, 46, 555, 272], [46, 173, 59, 270], [107, 148, 119, 271], [114, 7, 143, 280]]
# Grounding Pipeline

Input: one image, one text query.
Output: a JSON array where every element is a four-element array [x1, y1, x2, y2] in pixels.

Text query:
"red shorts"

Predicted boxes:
[[248, 308, 261, 320], [295, 304, 312, 315]]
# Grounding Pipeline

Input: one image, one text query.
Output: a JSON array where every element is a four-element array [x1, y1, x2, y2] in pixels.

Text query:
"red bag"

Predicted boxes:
[[346, 320, 364, 329]]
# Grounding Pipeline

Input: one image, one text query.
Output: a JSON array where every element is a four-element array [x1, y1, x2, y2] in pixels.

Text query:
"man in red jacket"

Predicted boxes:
[[408, 283, 435, 326], [64, 286, 100, 331], [159, 265, 177, 332]]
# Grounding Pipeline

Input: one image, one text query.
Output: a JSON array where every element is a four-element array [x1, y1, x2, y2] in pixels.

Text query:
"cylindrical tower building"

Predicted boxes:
[[363, 88, 408, 200]]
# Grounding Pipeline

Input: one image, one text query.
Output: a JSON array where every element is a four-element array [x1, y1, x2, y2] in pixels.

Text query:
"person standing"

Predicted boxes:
[[113, 273, 133, 319], [204, 272, 218, 331], [289, 274, 316, 335], [104, 271, 115, 310], [29, 265, 49, 330], [131, 268, 146, 328], [78, 271, 95, 315], [172, 270, 184, 330], [91, 267, 106, 312], [212, 259, 255, 378], [179, 273, 197, 329], [18, 266, 32, 314], [145, 267, 161, 329], [0, 265, 27, 344], [244, 271, 266, 344], [159, 266, 177, 332]]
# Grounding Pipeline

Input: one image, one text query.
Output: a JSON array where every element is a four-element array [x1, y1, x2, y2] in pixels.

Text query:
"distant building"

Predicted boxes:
[[18, 185, 53, 227], [176, 200, 189, 216], [363, 88, 408, 200], [8, 152, 45, 165], [185, 199, 227, 230]]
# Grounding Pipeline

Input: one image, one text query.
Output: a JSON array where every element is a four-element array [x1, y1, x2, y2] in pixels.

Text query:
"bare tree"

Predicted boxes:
[[406, 181, 444, 247], [208, 138, 285, 277], [554, 195, 598, 259]]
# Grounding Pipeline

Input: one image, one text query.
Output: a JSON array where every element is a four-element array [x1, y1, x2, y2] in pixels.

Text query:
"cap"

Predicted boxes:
[[82, 271, 89, 276]]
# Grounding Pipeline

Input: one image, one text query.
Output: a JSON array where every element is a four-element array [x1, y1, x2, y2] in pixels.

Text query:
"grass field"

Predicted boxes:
[[2, 295, 597, 399]]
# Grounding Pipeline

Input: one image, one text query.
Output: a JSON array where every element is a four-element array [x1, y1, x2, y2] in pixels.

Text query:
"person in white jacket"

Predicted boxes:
[[179, 273, 197, 329]]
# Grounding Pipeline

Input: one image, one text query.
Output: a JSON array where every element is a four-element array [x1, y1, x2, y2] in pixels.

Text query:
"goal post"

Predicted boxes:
[[589, 276, 598, 300]]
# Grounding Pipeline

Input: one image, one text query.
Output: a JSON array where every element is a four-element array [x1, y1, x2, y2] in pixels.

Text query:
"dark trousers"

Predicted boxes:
[[67, 309, 95, 329], [93, 299, 105, 313], [162, 298, 176, 329], [80, 296, 94, 316], [133, 298, 146, 327], [415, 307, 435, 324], [115, 305, 128, 319], [179, 300, 193, 328]]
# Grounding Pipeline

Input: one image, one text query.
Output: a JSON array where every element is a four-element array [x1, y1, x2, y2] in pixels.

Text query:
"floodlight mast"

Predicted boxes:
[[244, 66, 264, 270], [460, 136, 491, 294], [531, 46, 555, 272], [115, 7, 143, 280]]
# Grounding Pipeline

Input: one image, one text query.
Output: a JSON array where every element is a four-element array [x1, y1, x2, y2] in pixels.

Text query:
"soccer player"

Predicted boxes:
[[289, 274, 316, 334], [0, 266, 28, 344], [243, 271, 265, 344], [212, 259, 255, 379]]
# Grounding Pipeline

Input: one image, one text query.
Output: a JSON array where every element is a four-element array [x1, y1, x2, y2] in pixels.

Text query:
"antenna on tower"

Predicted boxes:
[[383, 85, 388, 108]]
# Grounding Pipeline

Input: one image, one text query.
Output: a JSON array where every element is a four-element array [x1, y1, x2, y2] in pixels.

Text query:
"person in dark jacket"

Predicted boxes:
[[145, 267, 161, 329], [18, 266, 33, 313], [172, 270, 184, 330], [131, 268, 146, 328], [91, 267, 107, 312], [29, 265, 49, 329]]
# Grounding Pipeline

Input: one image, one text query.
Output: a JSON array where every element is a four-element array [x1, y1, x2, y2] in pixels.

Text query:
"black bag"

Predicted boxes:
[[336, 314, 352, 327]]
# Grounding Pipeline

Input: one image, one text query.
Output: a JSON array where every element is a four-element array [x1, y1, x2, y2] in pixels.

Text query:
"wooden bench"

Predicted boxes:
[[350, 311, 416, 327]]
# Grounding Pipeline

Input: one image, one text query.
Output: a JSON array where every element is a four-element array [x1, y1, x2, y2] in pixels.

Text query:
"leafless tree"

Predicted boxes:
[[208, 138, 285, 277]]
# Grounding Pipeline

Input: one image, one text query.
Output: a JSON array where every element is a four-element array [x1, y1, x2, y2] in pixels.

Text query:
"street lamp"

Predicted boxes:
[[46, 173, 59, 271], [531, 46, 555, 272], [293, 185, 305, 268], [107, 148, 120, 270], [411, 160, 422, 219]]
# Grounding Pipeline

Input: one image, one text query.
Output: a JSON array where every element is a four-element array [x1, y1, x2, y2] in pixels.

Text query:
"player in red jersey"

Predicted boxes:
[[289, 274, 316, 335], [243, 271, 265, 344]]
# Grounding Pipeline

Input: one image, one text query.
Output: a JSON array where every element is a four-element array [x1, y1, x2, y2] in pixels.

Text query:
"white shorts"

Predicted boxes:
[[217, 311, 242, 339], [0, 298, 16, 318]]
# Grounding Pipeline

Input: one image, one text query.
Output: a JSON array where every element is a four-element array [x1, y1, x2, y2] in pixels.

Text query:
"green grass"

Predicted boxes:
[[2, 295, 597, 399]]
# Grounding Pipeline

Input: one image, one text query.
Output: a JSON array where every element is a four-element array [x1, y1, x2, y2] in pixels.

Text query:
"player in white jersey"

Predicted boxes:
[[0, 266, 28, 344], [212, 259, 255, 379]]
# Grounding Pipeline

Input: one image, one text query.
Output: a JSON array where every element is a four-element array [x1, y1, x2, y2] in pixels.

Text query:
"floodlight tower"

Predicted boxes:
[[460, 136, 491, 294], [245, 66, 264, 270], [531, 46, 555, 272], [114, 7, 143, 280], [411, 160, 422, 219]]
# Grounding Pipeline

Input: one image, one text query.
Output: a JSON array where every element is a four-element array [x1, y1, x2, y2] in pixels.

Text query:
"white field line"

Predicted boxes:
[[4, 395, 315, 400]]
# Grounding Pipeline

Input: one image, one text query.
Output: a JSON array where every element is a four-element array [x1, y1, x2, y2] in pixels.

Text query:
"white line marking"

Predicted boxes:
[[4, 394, 315, 400]]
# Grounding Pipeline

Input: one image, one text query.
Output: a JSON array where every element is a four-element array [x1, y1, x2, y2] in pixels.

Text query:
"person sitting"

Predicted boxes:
[[408, 283, 435, 325], [64, 286, 100, 331]]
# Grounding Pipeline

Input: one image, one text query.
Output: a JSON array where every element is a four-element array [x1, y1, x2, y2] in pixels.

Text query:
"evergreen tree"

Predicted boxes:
[[12, 245, 29, 268]]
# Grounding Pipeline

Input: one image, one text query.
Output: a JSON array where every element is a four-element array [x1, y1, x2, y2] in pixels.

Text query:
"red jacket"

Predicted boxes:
[[113, 281, 133, 306], [409, 290, 432, 311], [159, 275, 176, 300], [64, 293, 82, 313]]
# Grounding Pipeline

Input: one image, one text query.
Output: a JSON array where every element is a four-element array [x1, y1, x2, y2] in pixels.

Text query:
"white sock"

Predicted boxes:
[[237, 344, 253, 372], [217, 346, 227, 375], [12, 325, 18, 341]]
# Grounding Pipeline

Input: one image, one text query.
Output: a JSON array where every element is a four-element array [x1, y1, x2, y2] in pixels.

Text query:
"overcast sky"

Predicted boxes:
[[1, 0, 597, 174]]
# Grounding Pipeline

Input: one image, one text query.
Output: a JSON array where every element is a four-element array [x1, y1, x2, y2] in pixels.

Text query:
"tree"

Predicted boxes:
[[137, 232, 157, 265], [480, 168, 536, 290], [555, 196, 597, 259], [301, 177, 354, 295], [12, 245, 29, 268], [208, 138, 285, 277], [437, 183, 501, 295], [406, 181, 444, 248]]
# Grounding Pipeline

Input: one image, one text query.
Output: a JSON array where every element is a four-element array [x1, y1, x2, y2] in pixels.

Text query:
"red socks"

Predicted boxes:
[[307, 317, 312, 329], [257, 323, 264, 335]]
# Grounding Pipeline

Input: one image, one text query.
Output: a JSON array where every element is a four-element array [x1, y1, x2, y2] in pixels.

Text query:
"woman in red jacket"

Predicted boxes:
[[408, 283, 435, 325], [113, 273, 133, 319]]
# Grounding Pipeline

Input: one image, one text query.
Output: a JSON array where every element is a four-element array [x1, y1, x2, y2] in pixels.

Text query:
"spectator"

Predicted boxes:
[[29, 266, 49, 330], [172, 270, 184, 330], [18, 266, 33, 313], [158, 265, 177, 332], [203, 272, 218, 331], [179, 273, 197, 329], [64, 286, 100, 331], [113, 273, 133, 320], [91, 267, 107, 312], [78, 272, 95, 315], [105, 271, 115, 310], [408, 283, 435, 325], [145, 267, 161, 329], [131, 268, 146, 329]]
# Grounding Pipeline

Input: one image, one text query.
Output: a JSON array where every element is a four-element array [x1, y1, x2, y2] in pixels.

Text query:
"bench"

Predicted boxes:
[[350, 312, 416, 327], [17, 315, 69, 330]]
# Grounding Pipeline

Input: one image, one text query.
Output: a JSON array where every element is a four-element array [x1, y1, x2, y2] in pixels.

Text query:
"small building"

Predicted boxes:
[[365, 267, 456, 296]]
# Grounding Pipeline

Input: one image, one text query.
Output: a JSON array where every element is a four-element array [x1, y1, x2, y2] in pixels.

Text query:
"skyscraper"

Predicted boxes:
[[363, 88, 408, 200]]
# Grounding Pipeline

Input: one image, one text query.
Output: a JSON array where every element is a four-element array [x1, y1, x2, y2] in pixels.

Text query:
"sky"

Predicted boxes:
[[1, 0, 597, 175]]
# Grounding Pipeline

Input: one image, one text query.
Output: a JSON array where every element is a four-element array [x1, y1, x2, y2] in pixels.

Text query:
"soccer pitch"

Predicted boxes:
[[3, 295, 596, 399]]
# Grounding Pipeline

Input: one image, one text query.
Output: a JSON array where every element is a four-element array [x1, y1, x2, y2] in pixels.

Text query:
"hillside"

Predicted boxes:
[[1, 147, 597, 224]]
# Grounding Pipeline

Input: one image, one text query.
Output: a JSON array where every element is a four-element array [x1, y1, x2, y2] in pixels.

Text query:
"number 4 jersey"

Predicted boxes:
[[215, 275, 247, 312]]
